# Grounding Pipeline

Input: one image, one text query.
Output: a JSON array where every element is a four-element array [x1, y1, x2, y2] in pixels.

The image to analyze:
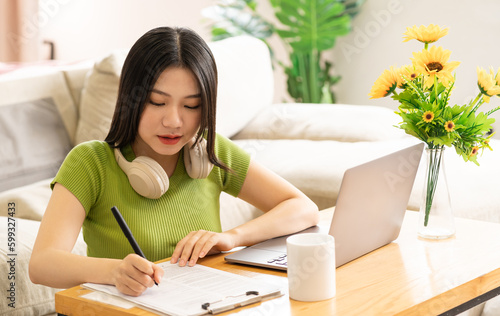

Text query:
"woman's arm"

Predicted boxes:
[[171, 159, 319, 266], [29, 183, 163, 296], [230, 159, 319, 244]]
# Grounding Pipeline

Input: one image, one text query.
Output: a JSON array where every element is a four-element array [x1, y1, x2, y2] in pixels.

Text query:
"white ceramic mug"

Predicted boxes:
[[286, 233, 336, 301]]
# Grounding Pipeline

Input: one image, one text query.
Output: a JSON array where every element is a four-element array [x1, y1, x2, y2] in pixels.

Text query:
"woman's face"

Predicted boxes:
[[133, 66, 202, 161]]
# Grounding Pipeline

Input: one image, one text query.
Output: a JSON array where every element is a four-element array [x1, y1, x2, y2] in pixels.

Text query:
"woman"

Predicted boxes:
[[29, 26, 318, 297]]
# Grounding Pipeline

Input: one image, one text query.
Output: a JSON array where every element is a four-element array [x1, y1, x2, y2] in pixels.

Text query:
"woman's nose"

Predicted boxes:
[[162, 105, 182, 128]]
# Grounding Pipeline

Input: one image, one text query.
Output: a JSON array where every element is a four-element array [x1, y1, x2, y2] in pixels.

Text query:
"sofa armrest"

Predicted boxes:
[[232, 103, 408, 142]]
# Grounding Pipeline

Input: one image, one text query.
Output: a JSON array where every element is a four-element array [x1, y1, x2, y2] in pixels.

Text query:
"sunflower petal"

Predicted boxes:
[[403, 24, 448, 43]]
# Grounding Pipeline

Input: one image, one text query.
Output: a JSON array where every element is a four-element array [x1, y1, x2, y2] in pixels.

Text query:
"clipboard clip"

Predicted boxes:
[[201, 291, 260, 314]]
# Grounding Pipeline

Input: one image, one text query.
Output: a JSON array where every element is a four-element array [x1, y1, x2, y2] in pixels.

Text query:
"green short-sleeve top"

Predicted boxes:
[[51, 134, 250, 262]]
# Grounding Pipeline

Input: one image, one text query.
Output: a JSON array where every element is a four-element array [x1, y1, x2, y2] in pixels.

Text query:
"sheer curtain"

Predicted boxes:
[[0, 0, 40, 62]]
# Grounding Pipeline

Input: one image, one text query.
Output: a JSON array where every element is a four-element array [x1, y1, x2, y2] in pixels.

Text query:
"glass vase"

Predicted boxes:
[[418, 146, 455, 239]]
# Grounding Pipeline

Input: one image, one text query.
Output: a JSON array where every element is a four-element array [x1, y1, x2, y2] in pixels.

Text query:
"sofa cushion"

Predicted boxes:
[[209, 36, 274, 138], [233, 138, 420, 210], [75, 50, 126, 144], [483, 296, 500, 315], [0, 98, 72, 192], [0, 216, 87, 315], [0, 178, 52, 221], [74, 36, 274, 144], [61, 61, 95, 108], [233, 103, 407, 142]]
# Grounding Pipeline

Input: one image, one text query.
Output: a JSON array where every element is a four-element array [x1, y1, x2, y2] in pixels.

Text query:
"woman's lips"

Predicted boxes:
[[158, 135, 181, 145]]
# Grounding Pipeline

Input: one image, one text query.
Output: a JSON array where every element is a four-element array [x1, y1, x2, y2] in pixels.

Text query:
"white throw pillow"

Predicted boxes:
[[75, 50, 128, 144], [210, 36, 274, 138]]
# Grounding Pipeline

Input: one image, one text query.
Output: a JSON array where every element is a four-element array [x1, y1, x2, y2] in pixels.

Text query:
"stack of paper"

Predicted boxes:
[[83, 261, 283, 316]]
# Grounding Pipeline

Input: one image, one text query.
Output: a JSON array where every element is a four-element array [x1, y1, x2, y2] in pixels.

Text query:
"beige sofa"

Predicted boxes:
[[1, 36, 499, 315]]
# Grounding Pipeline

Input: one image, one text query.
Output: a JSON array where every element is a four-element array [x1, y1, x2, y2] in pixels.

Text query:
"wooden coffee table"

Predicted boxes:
[[56, 208, 500, 315]]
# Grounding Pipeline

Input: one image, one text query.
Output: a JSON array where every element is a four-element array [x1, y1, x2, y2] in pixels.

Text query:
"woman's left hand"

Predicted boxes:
[[170, 230, 237, 267]]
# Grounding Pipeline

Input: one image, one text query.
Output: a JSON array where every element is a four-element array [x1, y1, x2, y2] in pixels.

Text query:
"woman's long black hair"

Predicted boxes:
[[105, 26, 226, 170]]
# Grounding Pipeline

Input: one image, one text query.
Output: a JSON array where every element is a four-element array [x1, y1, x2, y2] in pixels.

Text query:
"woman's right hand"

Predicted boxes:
[[111, 254, 164, 296]]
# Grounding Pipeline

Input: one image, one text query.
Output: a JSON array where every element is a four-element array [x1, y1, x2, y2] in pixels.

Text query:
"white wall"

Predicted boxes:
[[330, 0, 500, 135], [39, 0, 213, 61]]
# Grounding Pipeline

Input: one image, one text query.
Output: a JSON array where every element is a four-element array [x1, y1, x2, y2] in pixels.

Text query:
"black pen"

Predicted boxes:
[[111, 206, 159, 286]]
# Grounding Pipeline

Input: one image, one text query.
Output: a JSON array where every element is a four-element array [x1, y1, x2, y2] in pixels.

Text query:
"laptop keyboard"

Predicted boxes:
[[267, 254, 287, 267]]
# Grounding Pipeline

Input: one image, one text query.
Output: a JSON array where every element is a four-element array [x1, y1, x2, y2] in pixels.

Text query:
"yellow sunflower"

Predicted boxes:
[[397, 64, 419, 88], [422, 111, 434, 123], [470, 146, 480, 157], [444, 121, 455, 132], [411, 46, 460, 88], [403, 24, 448, 44], [369, 66, 399, 99], [477, 67, 500, 103]]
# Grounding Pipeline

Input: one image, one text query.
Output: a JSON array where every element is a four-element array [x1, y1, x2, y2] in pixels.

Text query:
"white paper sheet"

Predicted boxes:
[[83, 262, 283, 316]]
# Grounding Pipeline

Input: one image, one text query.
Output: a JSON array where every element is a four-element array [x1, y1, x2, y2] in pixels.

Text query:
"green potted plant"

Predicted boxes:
[[202, 0, 365, 103]]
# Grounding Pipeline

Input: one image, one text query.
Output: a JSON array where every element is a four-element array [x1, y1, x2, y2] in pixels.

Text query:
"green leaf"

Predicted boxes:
[[271, 0, 351, 52], [322, 2, 347, 16], [202, 2, 274, 42], [429, 82, 446, 105], [428, 136, 454, 147]]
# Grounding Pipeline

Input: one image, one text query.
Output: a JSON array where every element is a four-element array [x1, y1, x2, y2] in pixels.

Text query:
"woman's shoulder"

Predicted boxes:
[[214, 133, 238, 149], [71, 140, 112, 154], [52, 141, 112, 192], [213, 133, 241, 156], [213, 133, 250, 169], [210, 133, 250, 195], [66, 140, 114, 164]]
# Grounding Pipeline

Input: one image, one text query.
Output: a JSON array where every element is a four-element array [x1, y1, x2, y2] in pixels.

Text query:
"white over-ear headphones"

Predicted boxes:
[[114, 138, 213, 199]]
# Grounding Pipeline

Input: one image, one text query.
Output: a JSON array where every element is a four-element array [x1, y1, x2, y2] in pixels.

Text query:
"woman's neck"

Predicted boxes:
[[131, 140, 180, 177]]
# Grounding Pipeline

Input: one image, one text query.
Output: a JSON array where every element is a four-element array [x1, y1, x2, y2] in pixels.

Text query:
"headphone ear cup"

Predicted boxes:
[[114, 148, 169, 199], [184, 138, 213, 179], [129, 157, 169, 198]]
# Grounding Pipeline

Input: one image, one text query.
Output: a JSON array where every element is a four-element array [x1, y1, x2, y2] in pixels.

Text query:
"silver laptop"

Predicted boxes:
[[224, 143, 424, 270]]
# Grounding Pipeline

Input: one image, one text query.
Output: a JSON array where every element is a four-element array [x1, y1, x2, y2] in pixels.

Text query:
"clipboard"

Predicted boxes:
[[83, 262, 284, 316], [200, 290, 282, 314]]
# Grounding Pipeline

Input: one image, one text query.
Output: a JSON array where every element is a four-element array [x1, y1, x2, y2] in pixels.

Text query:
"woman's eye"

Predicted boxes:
[[149, 100, 164, 106], [185, 104, 201, 110]]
